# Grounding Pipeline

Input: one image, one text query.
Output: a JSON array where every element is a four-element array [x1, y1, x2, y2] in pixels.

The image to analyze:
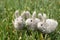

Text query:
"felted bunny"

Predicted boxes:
[[21, 11, 31, 20], [25, 11, 40, 30], [12, 10, 25, 30], [37, 13, 58, 33]]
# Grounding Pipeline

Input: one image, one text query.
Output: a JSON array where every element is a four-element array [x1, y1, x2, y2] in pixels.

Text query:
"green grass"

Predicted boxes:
[[0, 0, 60, 40]]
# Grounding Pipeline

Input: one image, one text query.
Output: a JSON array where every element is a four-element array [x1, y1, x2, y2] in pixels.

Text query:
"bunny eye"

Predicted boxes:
[[41, 24, 43, 26], [31, 20, 32, 22]]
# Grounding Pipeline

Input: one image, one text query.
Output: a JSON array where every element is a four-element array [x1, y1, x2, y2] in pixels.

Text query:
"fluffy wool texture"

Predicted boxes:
[[13, 10, 58, 33], [25, 11, 40, 30], [37, 14, 58, 33], [26, 18, 40, 30], [13, 10, 25, 30]]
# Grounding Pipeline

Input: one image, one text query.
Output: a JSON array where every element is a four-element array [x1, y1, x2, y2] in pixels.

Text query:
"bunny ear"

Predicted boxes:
[[14, 10, 19, 18], [38, 13, 42, 19], [25, 11, 31, 18], [21, 11, 25, 18], [32, 11, 36, 19], [38, 13, 46, 22], [38, 13, 44, 21], [43, 13, 47, 19], [21, 11, 31, 18], [43, 13, 47, 22]]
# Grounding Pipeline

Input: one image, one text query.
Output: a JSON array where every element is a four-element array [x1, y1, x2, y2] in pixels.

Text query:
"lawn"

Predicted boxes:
[[0, 0, 60, 40]]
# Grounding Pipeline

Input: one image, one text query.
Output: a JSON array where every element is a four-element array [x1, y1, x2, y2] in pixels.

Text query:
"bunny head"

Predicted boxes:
[[15, 16, 24, 24], [26, 18, 39, 30], [25, 11, 40, 30], [25, 18, 33, 26], [13, 10, 25, 30], [14, 10, 24, 23], [37, 21, 50, 33], [37, 22, 44, 28]]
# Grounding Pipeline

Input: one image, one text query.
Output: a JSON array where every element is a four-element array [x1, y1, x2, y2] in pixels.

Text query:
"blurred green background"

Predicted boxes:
[[0, 0, 60, 40]]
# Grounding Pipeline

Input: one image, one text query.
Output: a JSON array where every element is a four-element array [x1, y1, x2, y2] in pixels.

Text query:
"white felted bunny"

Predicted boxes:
[[25, 11, 40, 30], [37, 13, 58, 33], [12, 10, 25, 30]]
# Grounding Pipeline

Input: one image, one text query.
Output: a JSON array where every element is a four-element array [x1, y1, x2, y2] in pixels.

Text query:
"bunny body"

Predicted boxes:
[[13, 10, 25, 30], [37, 19, 58, 33], [25, 11, 40, 30], [37, 13, 58, 33]]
